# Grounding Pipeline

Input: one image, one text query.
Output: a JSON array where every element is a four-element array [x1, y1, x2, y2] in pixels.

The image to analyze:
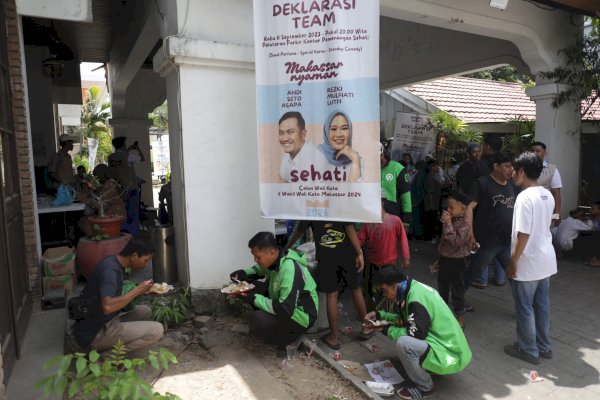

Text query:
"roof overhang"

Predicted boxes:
[[531, 0, 599, 16]]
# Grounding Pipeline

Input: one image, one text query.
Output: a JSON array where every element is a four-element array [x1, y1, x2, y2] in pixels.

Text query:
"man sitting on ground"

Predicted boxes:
[[230, 231, 318, 357], [72, 238, 164, 357], [366, 266, 471, 400]]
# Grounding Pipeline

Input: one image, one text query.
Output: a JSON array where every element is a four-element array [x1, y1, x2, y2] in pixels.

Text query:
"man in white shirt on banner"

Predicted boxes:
[[505, 152, 557, 365], [278, 111, 327, 182], [531, 141, 562, 225]]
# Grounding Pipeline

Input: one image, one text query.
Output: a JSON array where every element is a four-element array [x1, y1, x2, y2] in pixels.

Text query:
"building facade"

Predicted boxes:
[[2, 0, 598, 389]]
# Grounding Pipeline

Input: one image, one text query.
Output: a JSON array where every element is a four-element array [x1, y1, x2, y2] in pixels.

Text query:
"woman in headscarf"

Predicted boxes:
[[317, 111, 362, 182]]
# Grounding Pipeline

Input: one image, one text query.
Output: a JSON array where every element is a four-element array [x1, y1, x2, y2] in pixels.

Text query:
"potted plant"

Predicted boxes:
[[78, 172, 127, 239], [75, 167, 131, 278]]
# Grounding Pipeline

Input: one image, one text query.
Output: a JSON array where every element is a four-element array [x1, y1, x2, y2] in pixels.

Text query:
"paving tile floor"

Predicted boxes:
[[311, 240, 600, 399]]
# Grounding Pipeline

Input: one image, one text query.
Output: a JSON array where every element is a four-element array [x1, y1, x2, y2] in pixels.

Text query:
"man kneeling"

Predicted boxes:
[[230, 232, 318, 357], [366, 266, 471, 399], [73, 238, 164, 357]]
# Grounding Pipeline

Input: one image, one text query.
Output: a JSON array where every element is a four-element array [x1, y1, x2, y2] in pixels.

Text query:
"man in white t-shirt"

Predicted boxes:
[[531, 142, 562, 225], [278, 111, 328, 182], [504, 152, 557, 365]]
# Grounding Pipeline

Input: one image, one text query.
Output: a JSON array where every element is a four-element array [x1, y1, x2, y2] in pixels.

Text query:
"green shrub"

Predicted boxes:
[[151, 288, 190, 329], [35, 340, 181, 399]]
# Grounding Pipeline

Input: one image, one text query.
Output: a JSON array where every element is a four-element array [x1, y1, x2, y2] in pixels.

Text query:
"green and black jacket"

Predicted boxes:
[[377, 279, 472, 375], [243, 248, 318, 328], [381, 160, 412, 226]]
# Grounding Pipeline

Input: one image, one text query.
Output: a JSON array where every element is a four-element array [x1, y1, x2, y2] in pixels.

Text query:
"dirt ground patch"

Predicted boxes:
[[143, 314, 367, 400]]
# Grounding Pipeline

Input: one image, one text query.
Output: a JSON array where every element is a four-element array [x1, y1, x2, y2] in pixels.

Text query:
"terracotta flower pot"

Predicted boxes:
[[88, 215, 125, 239], [77, 233, 131, 279]]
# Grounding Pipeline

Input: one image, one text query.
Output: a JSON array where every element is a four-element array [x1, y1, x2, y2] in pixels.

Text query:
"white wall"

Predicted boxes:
[[16, 0, 91, 21], [176, 63, 272, 289]]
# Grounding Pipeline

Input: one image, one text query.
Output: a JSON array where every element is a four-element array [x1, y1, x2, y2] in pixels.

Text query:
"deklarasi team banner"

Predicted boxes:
[[253, 0, 381, 223]]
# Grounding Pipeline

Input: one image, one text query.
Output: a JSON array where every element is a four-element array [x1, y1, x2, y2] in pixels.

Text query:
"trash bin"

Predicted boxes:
[[151, 225, 178, 284]]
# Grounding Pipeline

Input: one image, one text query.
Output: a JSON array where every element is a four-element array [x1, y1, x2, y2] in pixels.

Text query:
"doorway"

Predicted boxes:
[[0, 2, 32, 385]]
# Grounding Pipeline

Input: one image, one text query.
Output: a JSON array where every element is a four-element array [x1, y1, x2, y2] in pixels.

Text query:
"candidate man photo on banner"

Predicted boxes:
[[279, 111, 328, 183]]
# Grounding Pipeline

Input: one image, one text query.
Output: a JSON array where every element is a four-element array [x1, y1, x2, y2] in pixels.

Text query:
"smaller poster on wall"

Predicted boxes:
[[390, 112, 436, 163]]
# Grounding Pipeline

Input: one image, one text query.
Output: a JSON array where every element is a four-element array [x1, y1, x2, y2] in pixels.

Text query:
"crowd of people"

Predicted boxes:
[[226, 134, 599, 400], [61, 129, 598, 400]]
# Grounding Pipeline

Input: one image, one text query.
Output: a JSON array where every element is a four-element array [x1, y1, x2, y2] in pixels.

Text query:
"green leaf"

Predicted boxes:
[[102, 358, 112, 373], [57, 355, 73, 377], [43, 378, 54, 398], [133, 385, 142, 400], [148, 354, 159, 370], [107, 382, 118, 399], [89, 351, 100, 363], [76, 356, 88, 375], [123, 359, 133, 370], [43, 354, 64, 370], [89, 362, 101, 376], [56, 375, 69, 395], [68, 381, 80, 397]]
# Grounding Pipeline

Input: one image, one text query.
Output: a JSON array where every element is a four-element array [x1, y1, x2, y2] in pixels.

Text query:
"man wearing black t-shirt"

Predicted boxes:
[[287, 221, 372, 349], [73, 238, 163, 356], [466, 152, 517, 291]]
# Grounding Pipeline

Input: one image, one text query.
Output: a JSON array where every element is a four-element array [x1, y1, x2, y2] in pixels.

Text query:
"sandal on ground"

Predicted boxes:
[[397, 386, 436, 399], [358, 329, 375, 341], [320, 333, 341, 350], [471, 282, 487, 289]]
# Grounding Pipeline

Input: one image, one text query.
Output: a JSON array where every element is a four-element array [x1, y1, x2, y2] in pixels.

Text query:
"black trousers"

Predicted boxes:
[[437, 257, 466, 315], [248, 310, 307, 349], [423, 210, 440, 241]]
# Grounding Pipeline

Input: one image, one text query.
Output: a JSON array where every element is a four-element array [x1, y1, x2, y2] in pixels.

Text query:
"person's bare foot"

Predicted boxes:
[[320, 333, 340, 350]]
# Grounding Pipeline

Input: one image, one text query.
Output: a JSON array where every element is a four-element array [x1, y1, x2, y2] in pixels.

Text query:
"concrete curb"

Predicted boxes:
[[300, 337, 384, 400]]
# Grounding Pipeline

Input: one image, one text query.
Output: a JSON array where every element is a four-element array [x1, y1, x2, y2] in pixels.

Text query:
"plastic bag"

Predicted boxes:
[[51, 184, 75, 206]]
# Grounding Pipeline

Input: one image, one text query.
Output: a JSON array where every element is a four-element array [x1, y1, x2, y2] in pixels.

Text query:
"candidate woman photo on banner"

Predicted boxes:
[[318, 111, 363, 182]]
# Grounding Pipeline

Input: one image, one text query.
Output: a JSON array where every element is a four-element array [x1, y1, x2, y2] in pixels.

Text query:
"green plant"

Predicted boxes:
[[464, 65, 534, 86], [427, 110, 482, 166], [151, 288, 190, 329], [504, 115, 536, 155], [540, 18, 600, 117], [35, 340, 181, 400]]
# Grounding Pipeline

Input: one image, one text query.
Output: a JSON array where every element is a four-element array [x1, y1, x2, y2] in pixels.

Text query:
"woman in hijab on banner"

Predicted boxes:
[[317, 111, 363, 183]]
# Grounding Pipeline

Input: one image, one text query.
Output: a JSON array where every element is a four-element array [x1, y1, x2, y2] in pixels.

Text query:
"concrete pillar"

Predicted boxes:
[[527, 83, 581, 215], [108, 118, 154, 207], [155, 39, 273, 289]]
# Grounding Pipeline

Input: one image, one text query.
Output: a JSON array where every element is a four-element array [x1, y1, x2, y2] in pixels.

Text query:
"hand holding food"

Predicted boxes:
[[221, 280, 255, 295], [229, 269, 248, 282], [148, 282, 174, 294], [138, 279, 154, 294]]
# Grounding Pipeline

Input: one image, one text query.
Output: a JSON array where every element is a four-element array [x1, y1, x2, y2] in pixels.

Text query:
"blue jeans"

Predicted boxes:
[[464, 244, 510, 290], [396, 336, 434, 392], [481, 257, 506, 285], [510, 278, 551, 358]]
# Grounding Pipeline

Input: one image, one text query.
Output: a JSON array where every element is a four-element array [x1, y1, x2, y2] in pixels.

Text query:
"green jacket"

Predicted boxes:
[[378, 280, 471, 375], [243, 249, 318, 328], [381, 160, 412, 225]]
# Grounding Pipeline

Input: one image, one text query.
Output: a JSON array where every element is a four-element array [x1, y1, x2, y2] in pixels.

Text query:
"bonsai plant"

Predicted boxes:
[[35, 340, 181, 399], [75, 164, 131, 278], [77, 167, 127, 239]]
